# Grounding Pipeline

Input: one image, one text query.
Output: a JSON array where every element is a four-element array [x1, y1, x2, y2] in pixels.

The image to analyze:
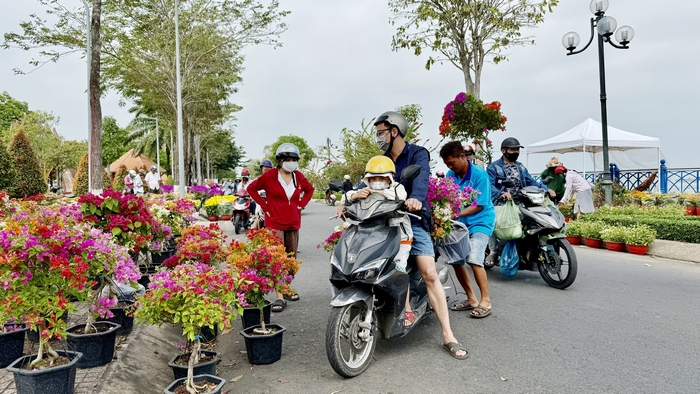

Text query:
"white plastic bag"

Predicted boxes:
[[494, 201, 523, 240]]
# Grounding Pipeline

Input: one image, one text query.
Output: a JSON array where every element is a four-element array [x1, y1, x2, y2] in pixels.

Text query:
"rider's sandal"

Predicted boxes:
[[283, 293, 300, 302], [470, 305, 492, 319], [271, 299, 286, 313], [404, 311, 415, 328], [443, 342, 469, 360]]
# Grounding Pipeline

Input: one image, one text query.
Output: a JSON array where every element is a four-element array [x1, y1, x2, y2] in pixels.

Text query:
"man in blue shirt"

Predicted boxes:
[[440, 141, 494, 319], [337, 111, 468, 360]]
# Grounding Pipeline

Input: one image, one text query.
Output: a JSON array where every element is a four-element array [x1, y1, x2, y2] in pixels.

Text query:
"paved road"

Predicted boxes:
[[216, 201, 700, 394]]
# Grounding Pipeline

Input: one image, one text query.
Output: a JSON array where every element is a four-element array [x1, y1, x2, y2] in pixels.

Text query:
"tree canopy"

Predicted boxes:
[[0, 92, 29, 133], [264, 135, 315, 169], [389, 0, 558, 97], [103, 116, 133, 167]]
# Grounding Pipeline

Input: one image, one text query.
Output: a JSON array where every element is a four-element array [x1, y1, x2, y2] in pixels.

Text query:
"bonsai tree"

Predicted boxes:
[[7, 128, 46, 198], [162, 223, 228, 268], [73, 152, 89, 196], [227, 228, 300, 333], [135, 263, 243, 393]]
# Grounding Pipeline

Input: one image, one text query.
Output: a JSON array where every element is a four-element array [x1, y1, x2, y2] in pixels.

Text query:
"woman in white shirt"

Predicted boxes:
[[556, 166, 595, 216]]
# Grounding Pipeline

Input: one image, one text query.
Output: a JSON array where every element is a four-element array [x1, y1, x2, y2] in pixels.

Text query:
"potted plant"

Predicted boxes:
[[0, 319, 28, 369], [624, 225, 657, 255], [563, 220, 583, 245], [228, 228, 300, 364], [581, 221, 606, 249], [219, 201, 233, 221], [162, 223, 229, 269], [600, 226, 628, 252], [204, 203, 219, 221], [0, 206, 89, 393], [134, 263, 243, 393]]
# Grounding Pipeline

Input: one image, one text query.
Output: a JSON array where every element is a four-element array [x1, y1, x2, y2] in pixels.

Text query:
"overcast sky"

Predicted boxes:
[[2, 0, 699, 174]]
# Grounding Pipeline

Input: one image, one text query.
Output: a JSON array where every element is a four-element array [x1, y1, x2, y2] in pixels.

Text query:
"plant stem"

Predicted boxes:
[[185, 338, 201, 394], [259, 308, 265, 331], [84, 280, 107, 334]]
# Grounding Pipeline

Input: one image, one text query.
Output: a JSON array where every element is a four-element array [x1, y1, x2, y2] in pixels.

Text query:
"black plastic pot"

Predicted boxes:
[[242, 303, 271, 330], [98, 302, 135, 336], [67, 321, 121, 368], [200, 325, 219, 343], [168, 350, 219, 380], [138, 274, 151, 289], [164, 374, 226, 394], [151, 249, 175, 266], [0, 325, 28, 368], [240, 324, 286, 365], [6, 350, 82, 394], [27, 312, 68, 343]]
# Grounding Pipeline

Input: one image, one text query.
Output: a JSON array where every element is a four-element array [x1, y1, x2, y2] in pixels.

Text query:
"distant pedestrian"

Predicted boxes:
[[145, 165, 160, 194], [124, 170, 135, 194], [556, 166, 594, 217], [541, 157, 566, 203], [342, 175, 353, 192], [133, 170, 145, 194]]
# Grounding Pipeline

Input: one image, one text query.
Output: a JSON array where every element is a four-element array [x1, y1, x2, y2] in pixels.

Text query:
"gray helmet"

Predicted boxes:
[[374, 111, 408, 137], [275, 142, 300, 162]]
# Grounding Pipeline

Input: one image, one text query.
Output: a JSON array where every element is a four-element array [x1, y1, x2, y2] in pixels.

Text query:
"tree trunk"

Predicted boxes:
[[89, 0, 103, 192]]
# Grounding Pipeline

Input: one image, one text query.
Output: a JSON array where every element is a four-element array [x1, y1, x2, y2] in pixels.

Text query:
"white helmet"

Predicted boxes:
[[129, 170, 137, 176], [344, 175, 350, 180]]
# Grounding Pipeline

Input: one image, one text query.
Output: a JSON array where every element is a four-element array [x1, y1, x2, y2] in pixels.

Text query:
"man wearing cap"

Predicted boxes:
[[145, 166, 160, 194], [342, 175, 353, 192], [541, 157, 567, 203], [464, 145, 476, 163], [486, 138, 554, 264]]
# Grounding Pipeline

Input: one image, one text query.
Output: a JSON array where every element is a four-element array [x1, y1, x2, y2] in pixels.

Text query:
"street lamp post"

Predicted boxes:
[[326, 135, 331, 162], [562, 0, 634, 205], [175, 0, 185, 198]]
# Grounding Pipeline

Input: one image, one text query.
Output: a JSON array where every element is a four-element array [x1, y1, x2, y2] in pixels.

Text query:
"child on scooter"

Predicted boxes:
[[342, 156, 415, 327]]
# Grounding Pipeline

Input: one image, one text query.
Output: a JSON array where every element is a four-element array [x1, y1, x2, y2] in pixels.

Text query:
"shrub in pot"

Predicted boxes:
[[581, 221, 606, 248], [134, 263, 244, 393], [600, 226, 628, 252], [227, 228, 300, 364], [563, 220, 583, 245], [624, 225, 656, 255], [161, 223, 229, 269]]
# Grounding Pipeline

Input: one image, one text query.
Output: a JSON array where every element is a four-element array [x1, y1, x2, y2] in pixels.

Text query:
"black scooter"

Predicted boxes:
[[325, 165, 438, 378]]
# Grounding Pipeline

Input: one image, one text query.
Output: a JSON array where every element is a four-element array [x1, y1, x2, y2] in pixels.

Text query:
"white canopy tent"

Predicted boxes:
[[526, 119, 662, 189]]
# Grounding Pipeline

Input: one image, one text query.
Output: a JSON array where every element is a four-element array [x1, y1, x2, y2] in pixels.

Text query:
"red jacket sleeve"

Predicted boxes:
[[247, 171, 270, 213], [296, 171, 315, 208]]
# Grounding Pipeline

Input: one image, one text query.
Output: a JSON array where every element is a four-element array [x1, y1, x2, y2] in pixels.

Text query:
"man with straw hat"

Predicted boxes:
[[541, 157, 566, 203]]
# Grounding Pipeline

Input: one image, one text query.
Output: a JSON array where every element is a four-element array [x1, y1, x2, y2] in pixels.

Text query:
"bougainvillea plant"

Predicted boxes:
[[134, 263, 244, 392], [78, 189, 160, 254], [439, 92, 507, 164], [227, 228, 300, 332], [0, 205, 139, 367], [427, 177, 480, 240], [162, 223, 228, 268], [317, 222, 351, 254]]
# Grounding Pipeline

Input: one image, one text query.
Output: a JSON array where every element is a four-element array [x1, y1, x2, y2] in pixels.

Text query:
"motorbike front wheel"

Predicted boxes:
[[326, 302, 377, 378], [538, 238, 577, 289], [233, 215, 242, 234]]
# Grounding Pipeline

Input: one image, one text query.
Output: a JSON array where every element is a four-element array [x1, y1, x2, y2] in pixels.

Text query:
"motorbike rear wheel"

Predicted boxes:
[[326, 302, 377, 378], [233, 215, 242, 234], [538, 238, 577, 289]]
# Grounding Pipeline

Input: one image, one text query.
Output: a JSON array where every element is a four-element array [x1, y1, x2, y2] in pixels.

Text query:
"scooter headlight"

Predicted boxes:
[[524, 191, 545, 205], [352, 258, 387, 280]]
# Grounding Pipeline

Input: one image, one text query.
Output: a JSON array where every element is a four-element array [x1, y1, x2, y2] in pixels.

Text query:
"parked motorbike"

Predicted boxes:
[[325, 187, 337, 206], [485, 180, 577, 289], [325, 165, 442, 378], [231, 189, 252, 234]]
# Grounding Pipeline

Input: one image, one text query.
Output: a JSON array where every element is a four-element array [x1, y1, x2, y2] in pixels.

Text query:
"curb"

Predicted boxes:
[[648, 239, 700, 264]]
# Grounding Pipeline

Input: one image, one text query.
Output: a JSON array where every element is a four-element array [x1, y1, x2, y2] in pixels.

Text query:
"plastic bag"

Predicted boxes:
[[494, 200, 523, 240], [500, 240, 519, 277], [543, 196, 555, 207], [435, 221, 471, 265]]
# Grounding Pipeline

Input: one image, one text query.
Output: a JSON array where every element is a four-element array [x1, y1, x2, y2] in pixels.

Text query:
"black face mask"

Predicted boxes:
[[504, 152, 519, 162]]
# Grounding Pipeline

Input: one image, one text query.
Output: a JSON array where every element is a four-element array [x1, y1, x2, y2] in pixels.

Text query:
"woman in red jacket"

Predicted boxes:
[[247, 143, 314, 312]]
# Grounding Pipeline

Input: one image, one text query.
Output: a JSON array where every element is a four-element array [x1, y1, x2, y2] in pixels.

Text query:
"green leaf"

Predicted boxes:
[[112, 227, 122, 236]]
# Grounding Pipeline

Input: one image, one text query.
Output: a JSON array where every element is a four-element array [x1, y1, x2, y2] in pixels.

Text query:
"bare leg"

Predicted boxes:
[[452, 265, 478, 308], [469, 264, 491, 309], [415, 255, 465, 357]]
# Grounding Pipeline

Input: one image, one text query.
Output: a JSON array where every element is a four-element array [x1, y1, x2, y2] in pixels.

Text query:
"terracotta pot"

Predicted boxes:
[[584, 238, 603, 249], [605, 241, 625, 252], [627, 244, 649, 255], [220, 214, 232, 221], [564, 217, 570, 223], [207, 215, 218, 222], [565, 236, 582, 245], [695, 206, 700, 216], [685, 206, 696, 216]]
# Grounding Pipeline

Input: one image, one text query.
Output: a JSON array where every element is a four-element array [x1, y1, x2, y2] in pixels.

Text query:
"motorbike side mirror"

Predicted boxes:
[[400, 165, 421, 182], [542, 176, 553, 185], [329, 180, 343, 192]]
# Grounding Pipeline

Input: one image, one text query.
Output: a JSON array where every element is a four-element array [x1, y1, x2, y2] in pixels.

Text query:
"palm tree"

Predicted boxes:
[[125, 112, 172, 174]]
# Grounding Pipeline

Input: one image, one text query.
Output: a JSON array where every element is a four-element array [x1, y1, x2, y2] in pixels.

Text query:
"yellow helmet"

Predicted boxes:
[[365, 156, 395, 175]]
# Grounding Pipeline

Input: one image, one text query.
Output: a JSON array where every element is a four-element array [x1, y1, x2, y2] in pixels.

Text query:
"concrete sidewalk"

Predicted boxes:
[[648, 239, 700, 264]]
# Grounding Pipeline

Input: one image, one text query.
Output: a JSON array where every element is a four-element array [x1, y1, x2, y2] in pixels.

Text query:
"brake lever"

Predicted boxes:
[[397, 210, 422, 220]]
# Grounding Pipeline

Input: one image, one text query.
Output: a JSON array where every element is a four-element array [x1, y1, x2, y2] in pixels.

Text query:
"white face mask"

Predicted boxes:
[[282, 161, 298, 172], [369, 181, 389, 190], [376, 134, 390, 152]]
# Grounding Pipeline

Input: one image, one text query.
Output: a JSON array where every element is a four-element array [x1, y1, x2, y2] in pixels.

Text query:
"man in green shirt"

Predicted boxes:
[[541, 157, 566, 203]]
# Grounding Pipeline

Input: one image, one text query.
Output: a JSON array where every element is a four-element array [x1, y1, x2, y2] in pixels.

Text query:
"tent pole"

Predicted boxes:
[[583, 144, 586, 180], [657, 147, 661, 193]]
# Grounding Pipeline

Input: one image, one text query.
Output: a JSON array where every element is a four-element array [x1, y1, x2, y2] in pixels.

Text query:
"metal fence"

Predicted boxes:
[[532, 160, 700, 193]]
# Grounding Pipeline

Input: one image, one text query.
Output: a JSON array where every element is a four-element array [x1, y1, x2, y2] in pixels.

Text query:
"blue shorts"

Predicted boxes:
[[409, 225, 435, 257], [466, 232, 489, 267]]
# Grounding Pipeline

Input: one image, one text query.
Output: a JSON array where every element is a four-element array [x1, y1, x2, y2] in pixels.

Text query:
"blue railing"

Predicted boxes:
[[533, 160, 700, 193]]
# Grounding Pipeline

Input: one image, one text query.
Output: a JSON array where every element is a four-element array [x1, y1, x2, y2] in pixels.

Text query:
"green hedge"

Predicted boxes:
[[580, 215, 700, 244], [312, 191, 342, 200]]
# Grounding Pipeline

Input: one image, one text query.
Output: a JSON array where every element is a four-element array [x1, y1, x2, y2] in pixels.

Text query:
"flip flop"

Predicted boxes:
[[470, 305, 492, 319], [271, 299, 287, 313], [450, 301, 477, 311], [283, 293, 300, 302], [404, 311, 415, 328], [443, 342, 469, 360]]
